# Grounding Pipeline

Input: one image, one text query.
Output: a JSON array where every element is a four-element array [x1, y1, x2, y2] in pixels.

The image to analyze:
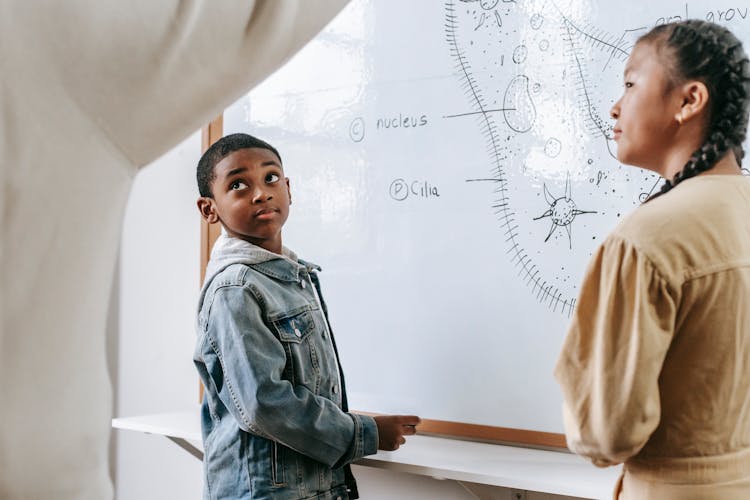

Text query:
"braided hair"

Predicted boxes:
[[639, 20, 750, 200]]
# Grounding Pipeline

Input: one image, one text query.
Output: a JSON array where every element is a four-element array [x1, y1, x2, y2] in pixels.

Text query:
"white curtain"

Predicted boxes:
[[0, 1, 348, 498]]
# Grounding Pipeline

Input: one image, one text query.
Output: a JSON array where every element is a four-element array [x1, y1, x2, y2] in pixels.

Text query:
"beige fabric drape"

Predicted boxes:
[[0, 1, 348, 498]]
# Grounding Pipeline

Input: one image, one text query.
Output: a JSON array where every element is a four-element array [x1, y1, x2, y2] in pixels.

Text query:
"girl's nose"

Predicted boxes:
[[610, 100, 620, 119]]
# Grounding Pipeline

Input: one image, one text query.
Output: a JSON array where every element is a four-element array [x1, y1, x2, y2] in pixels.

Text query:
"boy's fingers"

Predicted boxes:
[[402, 424, 417, 435], [395, 415, 421, 425]]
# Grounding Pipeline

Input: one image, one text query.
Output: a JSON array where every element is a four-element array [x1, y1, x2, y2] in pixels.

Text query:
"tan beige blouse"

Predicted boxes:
[[555, 175, 750, 488]]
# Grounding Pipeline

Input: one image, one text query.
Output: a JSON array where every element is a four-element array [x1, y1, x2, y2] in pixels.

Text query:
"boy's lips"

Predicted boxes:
[[254, 207, 279, 219], [613, 128, 622, 140]]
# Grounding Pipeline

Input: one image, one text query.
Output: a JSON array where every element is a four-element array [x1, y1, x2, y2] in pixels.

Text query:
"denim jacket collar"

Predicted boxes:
[[251, 258, 321, 282], [200, 234, 321, 305]]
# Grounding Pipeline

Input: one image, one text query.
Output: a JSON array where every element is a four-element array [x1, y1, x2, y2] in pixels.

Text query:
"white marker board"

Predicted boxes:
[[222, 0, 750, 439]]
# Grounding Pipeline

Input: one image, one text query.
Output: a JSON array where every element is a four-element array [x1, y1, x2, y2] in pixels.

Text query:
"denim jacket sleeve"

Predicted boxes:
[[200, 282, 378, 468]]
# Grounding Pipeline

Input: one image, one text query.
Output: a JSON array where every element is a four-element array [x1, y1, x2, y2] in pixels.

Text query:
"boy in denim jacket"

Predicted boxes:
[[195, 133, 420, 500]]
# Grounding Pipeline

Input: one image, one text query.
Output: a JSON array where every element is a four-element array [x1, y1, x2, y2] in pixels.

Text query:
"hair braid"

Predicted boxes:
[[642, 20, 750, 200]]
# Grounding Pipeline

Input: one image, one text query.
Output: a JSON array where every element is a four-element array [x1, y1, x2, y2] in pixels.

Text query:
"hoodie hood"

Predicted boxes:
[[198, 233, 316, 309]]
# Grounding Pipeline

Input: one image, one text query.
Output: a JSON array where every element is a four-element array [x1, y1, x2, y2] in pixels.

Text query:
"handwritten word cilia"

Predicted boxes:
[[389, 179, 441, 201]]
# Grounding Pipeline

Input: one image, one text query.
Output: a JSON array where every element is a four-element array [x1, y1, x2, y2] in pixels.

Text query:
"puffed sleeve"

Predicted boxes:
[[554, 235, 678, 467]]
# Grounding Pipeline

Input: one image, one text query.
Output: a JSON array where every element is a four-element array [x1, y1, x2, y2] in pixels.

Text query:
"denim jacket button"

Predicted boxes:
[[332, 385, 338, 394], [294, 328, 302, 337]]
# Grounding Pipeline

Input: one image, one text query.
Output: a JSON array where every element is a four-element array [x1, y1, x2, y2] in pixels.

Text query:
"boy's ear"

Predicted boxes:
[[285, 177, 292, 205], [197, 197, 219, 224]]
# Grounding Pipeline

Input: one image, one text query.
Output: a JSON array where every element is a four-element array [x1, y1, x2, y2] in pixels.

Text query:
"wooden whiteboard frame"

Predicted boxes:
[[198, 115, 566, 450], [200, 115, 224, 285]]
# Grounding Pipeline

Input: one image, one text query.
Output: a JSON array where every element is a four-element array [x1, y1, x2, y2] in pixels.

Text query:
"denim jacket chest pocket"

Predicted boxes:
[[270, 306, 338, 399]]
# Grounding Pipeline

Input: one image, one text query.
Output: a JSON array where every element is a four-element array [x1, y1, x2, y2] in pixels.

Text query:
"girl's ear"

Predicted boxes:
[[197, 197, 219, 224], [676, 80, 710, 125]]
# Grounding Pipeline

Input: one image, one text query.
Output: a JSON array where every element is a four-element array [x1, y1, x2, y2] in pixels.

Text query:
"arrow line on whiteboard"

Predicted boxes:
[[443, 108, 516, 119]]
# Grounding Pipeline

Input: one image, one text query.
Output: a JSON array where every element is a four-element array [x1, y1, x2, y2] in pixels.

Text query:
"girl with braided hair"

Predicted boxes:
[[555, 20, 750, 499]]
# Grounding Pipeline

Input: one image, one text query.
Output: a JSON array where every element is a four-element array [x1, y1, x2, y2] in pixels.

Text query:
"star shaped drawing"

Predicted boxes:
[[534, 173, 596, 249]]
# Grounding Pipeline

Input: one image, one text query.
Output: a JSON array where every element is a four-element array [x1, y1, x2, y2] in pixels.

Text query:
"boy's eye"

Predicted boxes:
[[230, 180, 247, 190], [266, 173, 280, 183], [624, 82, 633, 88]]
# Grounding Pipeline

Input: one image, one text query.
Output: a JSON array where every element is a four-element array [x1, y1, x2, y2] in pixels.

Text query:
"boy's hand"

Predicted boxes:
[[373, 415, 421, 451]]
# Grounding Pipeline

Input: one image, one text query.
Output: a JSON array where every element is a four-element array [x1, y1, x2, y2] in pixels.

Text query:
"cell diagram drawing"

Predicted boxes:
[[446, 0, 665, 315]]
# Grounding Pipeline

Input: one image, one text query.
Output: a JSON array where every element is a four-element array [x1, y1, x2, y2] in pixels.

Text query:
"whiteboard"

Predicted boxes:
[[223, 0, 750, 434]]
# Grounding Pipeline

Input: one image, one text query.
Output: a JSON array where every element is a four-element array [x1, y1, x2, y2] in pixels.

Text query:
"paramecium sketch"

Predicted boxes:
[[445, 0, 666, 315]]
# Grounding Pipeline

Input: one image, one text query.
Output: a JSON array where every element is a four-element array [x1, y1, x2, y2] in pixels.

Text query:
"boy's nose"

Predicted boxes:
[[252, 186, 272, 203]]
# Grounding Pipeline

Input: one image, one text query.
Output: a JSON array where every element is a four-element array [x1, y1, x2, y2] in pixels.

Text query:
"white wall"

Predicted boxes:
[[112, 134, 588, 500], [114, 131, 203, 500]]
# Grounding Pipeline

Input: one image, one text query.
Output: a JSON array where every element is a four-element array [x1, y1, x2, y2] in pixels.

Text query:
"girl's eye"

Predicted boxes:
[[230, 180, 247, 190], [624, 82, 633, 88], [266, 173, 280, 183]]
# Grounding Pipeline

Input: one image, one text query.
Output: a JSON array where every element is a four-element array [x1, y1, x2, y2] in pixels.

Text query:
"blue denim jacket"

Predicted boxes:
[[194, 235, 378, 500]]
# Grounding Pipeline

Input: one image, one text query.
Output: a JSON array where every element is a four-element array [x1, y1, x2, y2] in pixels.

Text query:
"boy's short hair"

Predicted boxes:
[[197, 133, 282, 198]]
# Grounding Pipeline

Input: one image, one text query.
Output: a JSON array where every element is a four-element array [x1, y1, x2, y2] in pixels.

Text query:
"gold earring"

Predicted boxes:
[[677, 114, 684, 126]]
